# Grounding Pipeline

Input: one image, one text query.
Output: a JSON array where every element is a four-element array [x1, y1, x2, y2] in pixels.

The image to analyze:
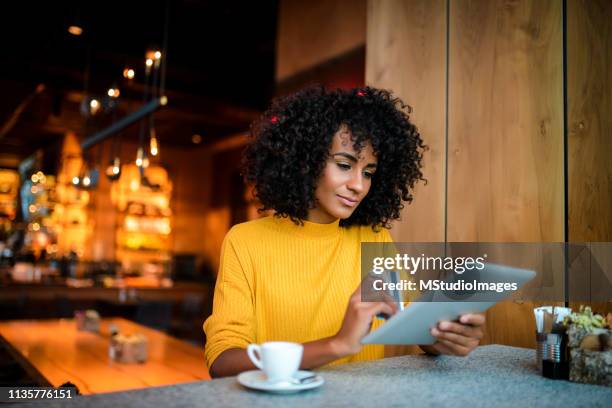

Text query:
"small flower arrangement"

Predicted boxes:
[[563, 306, 611, 386]]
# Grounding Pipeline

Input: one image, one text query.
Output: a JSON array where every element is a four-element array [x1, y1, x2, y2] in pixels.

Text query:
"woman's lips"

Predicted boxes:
[[337, 194, 358, 207]]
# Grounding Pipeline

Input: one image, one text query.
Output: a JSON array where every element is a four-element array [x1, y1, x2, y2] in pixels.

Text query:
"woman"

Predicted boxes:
[[204, 86, 485, 378]]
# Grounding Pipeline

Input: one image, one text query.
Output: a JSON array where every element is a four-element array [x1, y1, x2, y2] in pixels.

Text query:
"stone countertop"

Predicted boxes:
[[22, 345, 612, 408]]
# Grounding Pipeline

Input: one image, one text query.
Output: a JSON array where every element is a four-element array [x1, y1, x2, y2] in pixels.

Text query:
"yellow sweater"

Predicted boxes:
[[203, 215, 393, 369]]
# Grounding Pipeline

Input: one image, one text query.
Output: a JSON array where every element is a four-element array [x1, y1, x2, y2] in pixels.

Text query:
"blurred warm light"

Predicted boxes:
[[28, 204, 37, 213], [135, 147, 144, 167], [192, 134, 202, 144], [82, 176, 91, 187], [123, 216, 171, 235], [160, 95, 168, 105], [123, 68, 135, 80], [136, 147, 150, 168], [72, 176, 80, 185], [34, 232, 48, 246], [145, 58, 153, 67], [32, 223, 40, 232], [150, 130, 159, 156], [31, 174, 39, 183], [30, 186, 38, 194], [68, 25, 83, 36], [106, 157, 122, 181], [107, 88, 120, 98], [89, 99, 100, 114], [146, 50, 162, 61], [125, 217, 138, 231]]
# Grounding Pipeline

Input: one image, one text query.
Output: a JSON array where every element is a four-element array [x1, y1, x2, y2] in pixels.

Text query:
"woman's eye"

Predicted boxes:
[[336, 162, 351, 170], [364, 172, 374, 179]]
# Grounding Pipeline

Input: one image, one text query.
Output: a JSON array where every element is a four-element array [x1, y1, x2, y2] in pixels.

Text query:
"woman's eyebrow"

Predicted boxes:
[[332, 152, 377, 168]]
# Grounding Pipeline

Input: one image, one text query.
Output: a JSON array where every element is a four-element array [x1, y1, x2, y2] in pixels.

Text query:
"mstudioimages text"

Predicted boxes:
[[372, 279, 519, 294]]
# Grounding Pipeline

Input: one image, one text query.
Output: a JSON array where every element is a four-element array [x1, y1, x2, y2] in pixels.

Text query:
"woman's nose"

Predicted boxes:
[[347, 173, 365, 194]]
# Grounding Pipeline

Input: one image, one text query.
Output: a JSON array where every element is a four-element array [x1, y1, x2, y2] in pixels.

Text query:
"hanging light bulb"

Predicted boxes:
[[145, 58, 153, 75], [74, 162, 99, 190], [107, 87, 120, 98], [146, 49, 161, 62], [123, 67, 135, 80], [89, 98, 100, 115], [150, 129, 159, 157], [105, 157, 122, 181], [136, 147, 144, 167], [68, 25, 83, 36]]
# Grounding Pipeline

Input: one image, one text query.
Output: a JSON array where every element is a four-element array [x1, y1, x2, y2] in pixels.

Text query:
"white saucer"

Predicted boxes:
[[237, 370, 324, 394]]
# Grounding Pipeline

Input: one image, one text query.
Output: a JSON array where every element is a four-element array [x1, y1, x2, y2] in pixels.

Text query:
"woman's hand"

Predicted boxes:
[[422, 313, 486, 356], [331, 283, 398, 357]]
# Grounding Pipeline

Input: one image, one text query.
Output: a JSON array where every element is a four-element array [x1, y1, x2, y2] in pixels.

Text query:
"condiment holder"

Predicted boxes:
[[75, 309, 100, 333], [109, 333, 148, 364]]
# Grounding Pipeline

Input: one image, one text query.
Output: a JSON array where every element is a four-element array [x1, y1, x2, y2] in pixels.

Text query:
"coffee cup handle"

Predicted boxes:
[[246, 344, 264, 370]]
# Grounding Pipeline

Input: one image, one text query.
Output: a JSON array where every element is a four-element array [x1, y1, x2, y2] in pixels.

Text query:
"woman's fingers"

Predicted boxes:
[[431, 327, 478, 349], [428, 314, 485, 357], [459, 313, 486, 326], [436, 320, 483, 339], [363, 301, 397, 320]]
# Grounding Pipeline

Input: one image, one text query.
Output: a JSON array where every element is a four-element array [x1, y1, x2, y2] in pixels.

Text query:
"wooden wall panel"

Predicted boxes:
[[276, 0, 366, 81], [366, 0, 446, 243], [567, 0, 612, 243], [366, 0, 447, 356], [567, 0, 612, 314], [447, 0, 564, 243], [447, 0, 564, 347]]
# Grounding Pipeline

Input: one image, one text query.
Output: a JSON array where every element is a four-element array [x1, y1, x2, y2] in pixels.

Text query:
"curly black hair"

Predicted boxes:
[[242, 85, 426, 230]]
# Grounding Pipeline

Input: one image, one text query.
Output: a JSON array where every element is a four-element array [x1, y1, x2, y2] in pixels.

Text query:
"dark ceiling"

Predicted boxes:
[[0, 0, 278, 167]]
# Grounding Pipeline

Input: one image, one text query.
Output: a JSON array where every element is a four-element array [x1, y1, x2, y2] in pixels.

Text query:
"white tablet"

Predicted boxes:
[[361, 263, 536, 345]]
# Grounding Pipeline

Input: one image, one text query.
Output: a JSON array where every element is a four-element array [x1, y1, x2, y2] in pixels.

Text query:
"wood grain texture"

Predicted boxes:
[[446, 0, 564, 347], [566, 0, 612, 316], [366, 0, 447, 243], [276, 0, 367, 81], [567, 0, 612, 243], [366, 0, 446, 356], [0, 318, 210, 394], [447, 0, 564, 242]]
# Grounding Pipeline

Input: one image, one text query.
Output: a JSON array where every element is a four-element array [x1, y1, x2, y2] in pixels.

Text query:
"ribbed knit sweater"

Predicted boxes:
[[203, 215, 392, 369]]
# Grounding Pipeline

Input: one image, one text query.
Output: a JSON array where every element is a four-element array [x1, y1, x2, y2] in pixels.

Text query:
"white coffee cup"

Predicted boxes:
[[246, 341, 303, 383]]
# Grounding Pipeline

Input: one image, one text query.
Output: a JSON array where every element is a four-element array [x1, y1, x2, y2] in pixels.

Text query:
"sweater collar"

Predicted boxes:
[[275, 215, 341, 239]]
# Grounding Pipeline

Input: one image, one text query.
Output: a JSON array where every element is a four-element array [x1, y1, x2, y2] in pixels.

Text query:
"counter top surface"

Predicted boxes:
[[0, 318, 210, 394], [20, 345, 611, 407]]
